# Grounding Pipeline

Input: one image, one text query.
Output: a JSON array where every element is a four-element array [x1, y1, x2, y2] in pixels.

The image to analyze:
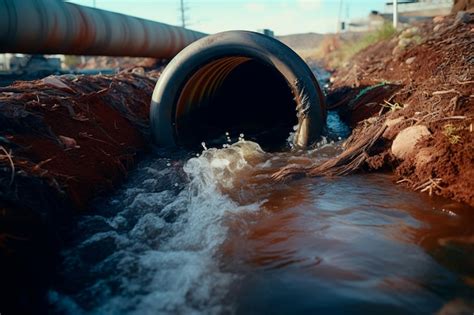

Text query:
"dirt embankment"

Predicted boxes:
[[276, 12, 474, 207], [0, 70, 158, 313]]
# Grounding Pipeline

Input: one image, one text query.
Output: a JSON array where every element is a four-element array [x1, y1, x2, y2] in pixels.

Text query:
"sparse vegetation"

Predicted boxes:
[[319, 23, 397, 69], [381, 100, 404, 112], [443, 123, 462, 144]]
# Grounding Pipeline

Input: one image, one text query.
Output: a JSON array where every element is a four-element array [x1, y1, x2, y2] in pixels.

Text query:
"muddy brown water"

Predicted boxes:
[[48, 136, 474, 314], [48, 69, 474, 314]]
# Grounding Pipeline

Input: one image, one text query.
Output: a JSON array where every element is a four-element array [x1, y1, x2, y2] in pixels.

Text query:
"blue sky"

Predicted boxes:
[[67, 0, 386, 35]]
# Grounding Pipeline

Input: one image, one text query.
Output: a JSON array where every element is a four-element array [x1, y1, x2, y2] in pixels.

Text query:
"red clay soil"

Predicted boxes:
[[0, 70, 159, 313], [0, 71, 158, 210], [273, 13, 474, 207], [323, 13, 474, 206]]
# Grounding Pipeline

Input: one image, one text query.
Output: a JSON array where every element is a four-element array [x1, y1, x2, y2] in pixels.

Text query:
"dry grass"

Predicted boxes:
[[303, 23, 397, 69], [272, 120, 387, 181]]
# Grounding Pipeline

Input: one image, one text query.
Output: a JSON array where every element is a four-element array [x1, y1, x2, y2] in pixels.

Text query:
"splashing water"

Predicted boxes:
[[49, 137, 474, 315], [49, 141, 269, 314]]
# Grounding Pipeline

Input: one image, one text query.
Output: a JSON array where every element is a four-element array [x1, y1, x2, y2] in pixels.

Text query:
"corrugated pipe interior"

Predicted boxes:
[[150, 31, 327, 150]]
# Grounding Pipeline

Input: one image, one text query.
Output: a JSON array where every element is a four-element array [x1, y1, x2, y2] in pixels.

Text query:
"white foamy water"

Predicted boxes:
[[50, 141, 267, 315]]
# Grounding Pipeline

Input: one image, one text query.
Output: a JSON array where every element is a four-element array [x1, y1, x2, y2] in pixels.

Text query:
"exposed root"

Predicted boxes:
[[415, 177, 443, 196], [273, 122, 387, 181], [0, 145, 15, 186], [432, 89, 461, 95]]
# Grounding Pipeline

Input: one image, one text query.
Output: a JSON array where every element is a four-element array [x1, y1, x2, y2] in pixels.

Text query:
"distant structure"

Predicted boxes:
[[345, 0, 452, 32], [257, 29, 275, 38], [384, 0, 452, 17], [346, 11, 386, 32], [0, 54, 63, 73]]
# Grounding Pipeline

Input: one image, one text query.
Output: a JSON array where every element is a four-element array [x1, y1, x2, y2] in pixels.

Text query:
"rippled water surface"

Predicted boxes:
[[49, 137, 474, 314], [49, 67, 474, 314]]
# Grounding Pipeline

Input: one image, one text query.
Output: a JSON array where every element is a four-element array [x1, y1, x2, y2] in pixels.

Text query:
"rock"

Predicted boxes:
[[405, 57, 416, 65], [59, 135, 79, 149], [391, 125, 431, 159], [392, 46, 403, 56], [400, 27, 420, 39], [398, 38, 412, 48], [433, 24, 443, 32], [433, 16, 445, 23]]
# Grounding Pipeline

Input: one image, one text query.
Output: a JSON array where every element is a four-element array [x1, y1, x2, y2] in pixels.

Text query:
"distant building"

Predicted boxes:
[[345, 0, 452, 32], [257, 29, 275, 38], [0, 54, 63, 73], [346, 11, 386, 32], [384, 0, 452, 17]]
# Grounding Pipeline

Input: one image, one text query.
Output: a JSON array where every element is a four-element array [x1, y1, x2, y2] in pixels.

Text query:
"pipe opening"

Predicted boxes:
[[151, 31, 326, 150], [175, 56, 298, 150]]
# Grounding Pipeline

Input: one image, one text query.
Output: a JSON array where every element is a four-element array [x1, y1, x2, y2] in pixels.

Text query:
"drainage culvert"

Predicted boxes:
[[150, 31, 327, 150]]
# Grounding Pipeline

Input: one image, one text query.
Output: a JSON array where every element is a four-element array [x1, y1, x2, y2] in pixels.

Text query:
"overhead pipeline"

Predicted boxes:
[[0, 0, 206, 59]]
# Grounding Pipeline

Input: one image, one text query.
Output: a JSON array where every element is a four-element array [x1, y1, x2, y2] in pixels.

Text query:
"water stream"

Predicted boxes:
[[49, 69, 474, 314]]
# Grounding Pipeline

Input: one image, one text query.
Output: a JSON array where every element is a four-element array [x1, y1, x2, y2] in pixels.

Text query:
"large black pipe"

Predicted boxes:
[[150, 31, 327, 150], [0, 0, 206, 58]]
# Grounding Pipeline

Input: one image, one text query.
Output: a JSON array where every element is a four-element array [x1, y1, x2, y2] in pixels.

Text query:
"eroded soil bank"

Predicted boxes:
[[280, 12, 473, 207], [0, 70, 158, 313]]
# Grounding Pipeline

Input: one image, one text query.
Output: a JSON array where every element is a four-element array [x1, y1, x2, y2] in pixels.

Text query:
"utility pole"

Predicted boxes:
[[92, 0, 96, 8], [337, 0, 343, 33], [180, 0, 187, 28], [393, 0, 398, 29]]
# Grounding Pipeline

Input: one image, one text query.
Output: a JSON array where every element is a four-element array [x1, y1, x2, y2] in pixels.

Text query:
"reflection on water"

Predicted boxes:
[[49, 138, 474, 314], [223, 173, 474, 315]]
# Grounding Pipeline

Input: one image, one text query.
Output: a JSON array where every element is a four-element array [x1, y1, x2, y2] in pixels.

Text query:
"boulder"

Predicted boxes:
[[391, 125, 431, 159], [433, 16, 445, 23], [405, 57, 416, 65]]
